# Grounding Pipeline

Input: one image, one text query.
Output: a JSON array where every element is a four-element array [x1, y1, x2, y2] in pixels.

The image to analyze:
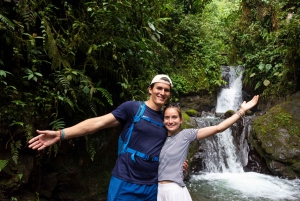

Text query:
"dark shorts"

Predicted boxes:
[[108, 175, 158, 201]]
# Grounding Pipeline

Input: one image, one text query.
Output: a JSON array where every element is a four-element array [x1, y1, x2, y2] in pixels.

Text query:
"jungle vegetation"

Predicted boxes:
[[0, 0, 299, 189]]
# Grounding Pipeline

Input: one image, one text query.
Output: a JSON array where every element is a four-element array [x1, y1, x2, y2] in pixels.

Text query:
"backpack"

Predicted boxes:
[[117, 101, 164, 162]]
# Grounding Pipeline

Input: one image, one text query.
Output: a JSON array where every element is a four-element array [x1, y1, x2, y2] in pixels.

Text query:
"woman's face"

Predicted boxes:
[[164, 107, 182, 136]]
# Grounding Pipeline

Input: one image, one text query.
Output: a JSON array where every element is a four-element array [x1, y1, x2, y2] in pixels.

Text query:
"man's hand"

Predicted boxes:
[[183, 159, 189, 172], [28, 130, 60, 150]]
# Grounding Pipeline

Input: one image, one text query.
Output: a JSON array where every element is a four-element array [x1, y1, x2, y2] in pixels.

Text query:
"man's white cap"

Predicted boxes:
[[150, 74, 173, 87]]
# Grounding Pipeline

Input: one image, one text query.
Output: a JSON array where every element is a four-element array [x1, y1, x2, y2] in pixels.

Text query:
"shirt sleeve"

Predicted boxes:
[[182, 128, 198, 142], [111, 101, 138, 124]]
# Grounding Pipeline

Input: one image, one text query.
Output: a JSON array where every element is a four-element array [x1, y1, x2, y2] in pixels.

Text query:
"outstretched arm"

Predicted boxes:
[[196, 95, 259, 140], [28, 113, 120, 150]]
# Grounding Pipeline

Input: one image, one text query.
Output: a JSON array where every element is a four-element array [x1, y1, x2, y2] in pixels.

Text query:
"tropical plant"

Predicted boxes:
[[229, 0, 300, 98]]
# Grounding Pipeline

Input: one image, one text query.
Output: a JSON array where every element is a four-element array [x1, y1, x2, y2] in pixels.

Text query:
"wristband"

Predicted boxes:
[[61, 129, 65, 140], [235, 110, 244, 118], [239, 109, 245, 116]]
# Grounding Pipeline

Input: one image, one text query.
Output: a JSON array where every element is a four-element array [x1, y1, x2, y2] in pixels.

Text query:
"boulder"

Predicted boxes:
[[249, 92, 300, 179]]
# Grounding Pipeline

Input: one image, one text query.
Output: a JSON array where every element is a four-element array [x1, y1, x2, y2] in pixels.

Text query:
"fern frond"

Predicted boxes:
[[88, 141, 96, 161], [84, 55, 99, 70], [69, 88, 78, 103], [49, 118, 65, 130], [57, 74, 70, 89], [25, 124, 34, 142], [113, 37, 132, 49], [85, 136, 96, 161], [61, 59, 71, 69], [47, 144, 59, 157], [0, 14, 15, 30], [63, 96, 75, 111], [93, 97, 104, 107], [89, 100, 97, 116], [96, 87, 113, 106], [53, 144, 59, 157], [10, 140, 21, 164], [44, 20, 64, 70]]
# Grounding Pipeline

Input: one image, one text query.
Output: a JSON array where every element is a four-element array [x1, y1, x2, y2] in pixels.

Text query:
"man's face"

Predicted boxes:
[[148, 82, 171, 106]]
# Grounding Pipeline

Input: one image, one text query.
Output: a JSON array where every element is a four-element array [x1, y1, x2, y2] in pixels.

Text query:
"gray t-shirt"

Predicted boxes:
[[158, 129, 198, 187]]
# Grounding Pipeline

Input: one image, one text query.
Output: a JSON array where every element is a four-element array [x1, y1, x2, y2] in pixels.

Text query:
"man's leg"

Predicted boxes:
[[107, 176, 124, 201]]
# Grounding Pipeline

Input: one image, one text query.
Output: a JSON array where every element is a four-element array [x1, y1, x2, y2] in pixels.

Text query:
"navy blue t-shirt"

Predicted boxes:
[[111, 101, 167, 185]]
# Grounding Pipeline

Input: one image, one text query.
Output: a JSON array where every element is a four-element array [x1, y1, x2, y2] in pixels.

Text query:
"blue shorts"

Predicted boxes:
[[107, 175, 158, 201]]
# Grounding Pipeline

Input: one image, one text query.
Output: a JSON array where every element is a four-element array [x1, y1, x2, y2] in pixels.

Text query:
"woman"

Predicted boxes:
[[157, 95, 259, 201]]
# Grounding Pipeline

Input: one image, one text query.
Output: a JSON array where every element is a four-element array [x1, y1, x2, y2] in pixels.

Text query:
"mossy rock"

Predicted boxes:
[[224, 110, 235, 118], [250, 92, 300, 178], [292, 162, 300, 174], [181, 111, 199, 180], [185, 109, 198, 117], [182, 111, 197, 129]]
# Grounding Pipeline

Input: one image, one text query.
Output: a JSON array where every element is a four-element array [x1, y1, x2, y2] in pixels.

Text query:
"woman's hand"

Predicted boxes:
[[240, 95, 259, 113]]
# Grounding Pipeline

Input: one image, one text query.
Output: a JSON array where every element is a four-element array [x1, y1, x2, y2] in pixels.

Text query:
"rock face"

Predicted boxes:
[[179, 93, 216, 115], [249, 92, 300, 179]]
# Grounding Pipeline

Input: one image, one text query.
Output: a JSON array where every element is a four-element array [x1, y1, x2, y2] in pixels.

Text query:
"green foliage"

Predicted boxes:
[[229, 0, 300, 97], [88, 140, 97, 162], [23, 68, 43, 82], [18, 174, 23, 180], [10, 197, 18, 201], [10, 140, 22, 164], [0, 0, 242, 166], [0, 160, 8, 172], [0, 69, 12, 85], [0, 13, 15, 30], [159, 0, 238, 96], [49, 118, 65, 131]]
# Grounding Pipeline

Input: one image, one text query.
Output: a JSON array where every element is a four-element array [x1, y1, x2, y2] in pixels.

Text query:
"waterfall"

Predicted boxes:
[[195, 66, 246, 173], [216, 66, 243, 113]]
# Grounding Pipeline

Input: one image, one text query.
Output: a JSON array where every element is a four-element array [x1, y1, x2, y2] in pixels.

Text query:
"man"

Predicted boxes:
[[28, 74, 173, 201]]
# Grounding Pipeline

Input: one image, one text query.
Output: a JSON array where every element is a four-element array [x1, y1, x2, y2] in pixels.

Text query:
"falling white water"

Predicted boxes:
[[216, 66, 244, 113], [196, 117, 244, 173], [197, 66, 245, 173]]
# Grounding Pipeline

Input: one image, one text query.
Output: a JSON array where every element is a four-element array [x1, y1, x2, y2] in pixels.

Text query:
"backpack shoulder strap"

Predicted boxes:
[[119, 101, 145, 155], [141, 116, 164, 127], [133, 101, 146, 124]]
